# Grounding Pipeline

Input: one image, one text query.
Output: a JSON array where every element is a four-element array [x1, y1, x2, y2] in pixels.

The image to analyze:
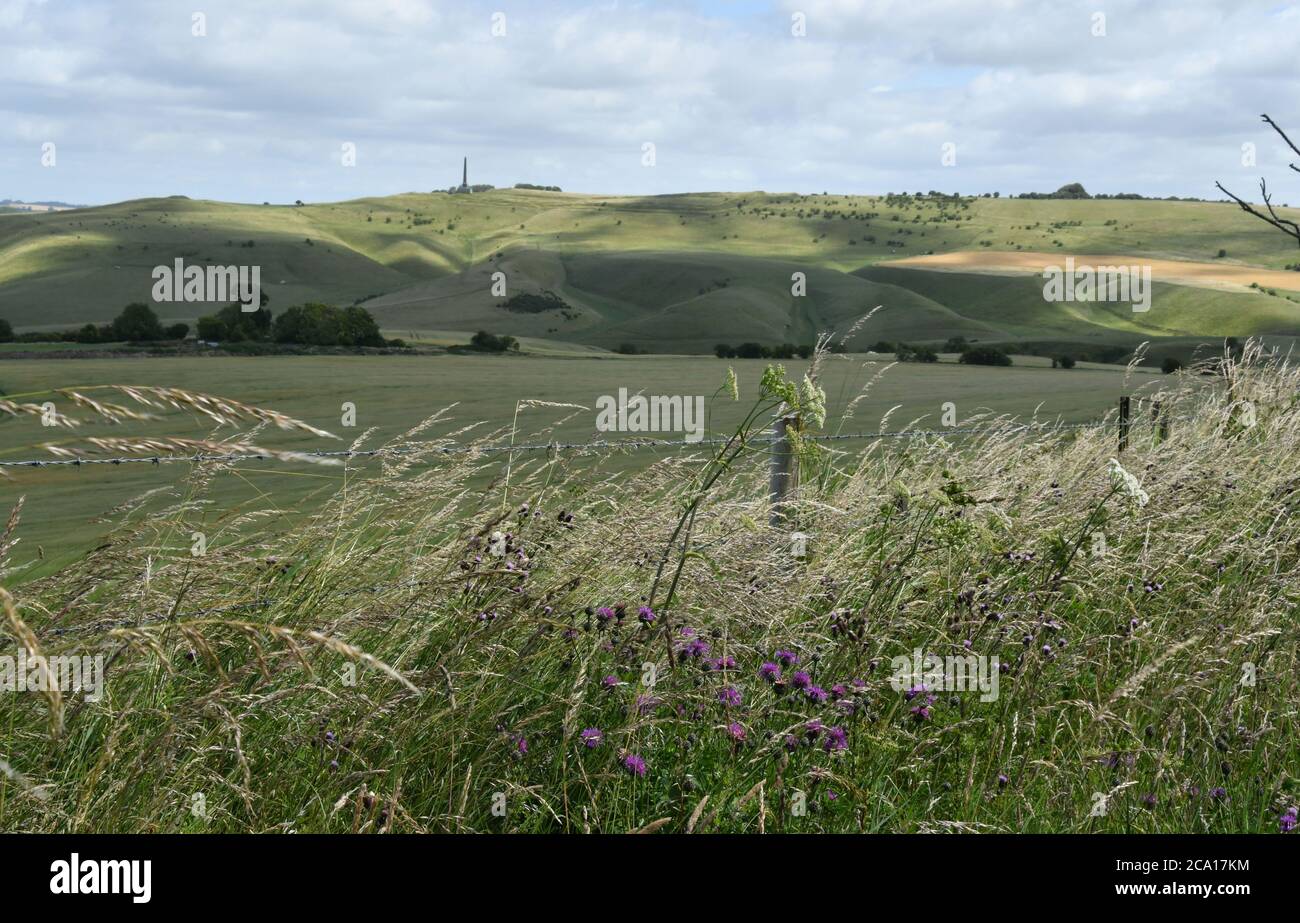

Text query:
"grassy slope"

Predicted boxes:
[[5, 191, 1300, 348]]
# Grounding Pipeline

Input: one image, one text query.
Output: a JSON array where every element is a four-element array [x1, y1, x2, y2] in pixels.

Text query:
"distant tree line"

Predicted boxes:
[[0, 300, 392, 349], [514, 183, 563, 192], [714, 343, 814, 359], [0, 303, 187, 344]]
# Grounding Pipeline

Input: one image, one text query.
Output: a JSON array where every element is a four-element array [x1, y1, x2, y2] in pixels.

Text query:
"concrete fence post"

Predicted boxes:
[[768, 410, 798, 527]]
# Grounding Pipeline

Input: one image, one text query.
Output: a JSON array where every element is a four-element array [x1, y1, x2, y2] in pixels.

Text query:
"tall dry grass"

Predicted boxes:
[[0, 345, 1297, 832]]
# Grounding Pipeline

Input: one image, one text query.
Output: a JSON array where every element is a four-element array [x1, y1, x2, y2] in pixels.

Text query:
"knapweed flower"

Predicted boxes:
[[681, 638, 711, 660], [910, 704, 931, 722], [804, 685, 828, 703], [707, 656, 737, 672], [1279, 806, 1298, 833], [580, 728, 603, 748], [623, 754, 647, 777], [718, 686, 742, 707], [759, 662, 782, 683], [997, 773, 1009, 788], [775, 650, 800, 667], [784, 734, 801, 752], [822, 726, 848, 752], [637, 605, 656, 624], [515, 736, 528, 757], [804, 719, 824, 740], [831, 683, 848, 700], [596, 606, 616, 626], [726, 721, 746, 742], [903, 683, 928, 701], [1209, 787, 1227, 801], [601, 674, 619, 691], [790, 671, 812, 690]]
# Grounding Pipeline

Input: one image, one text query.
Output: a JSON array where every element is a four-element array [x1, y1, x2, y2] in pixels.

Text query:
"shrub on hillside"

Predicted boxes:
[[470, 330, 520, 353]]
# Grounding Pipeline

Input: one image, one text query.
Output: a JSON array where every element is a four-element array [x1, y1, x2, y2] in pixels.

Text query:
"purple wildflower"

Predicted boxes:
[[759, 662, 782, 683], [775, 650, 800, 667], [580, 728, 603, 749], [601, 674, 619, 691], [718, 686, 742, 707], [1280, 806, 1298, 833], [804, 685, 828, 703], [623, 754, 647, 777], [791, 671, 812, 690], [727, 721, 746, 742], [822, 726, 848, 752], [637, 605, 656, 624]]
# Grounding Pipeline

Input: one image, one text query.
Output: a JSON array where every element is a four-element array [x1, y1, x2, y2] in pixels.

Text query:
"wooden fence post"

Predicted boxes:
[[1152, 400, 1169, 443], [1118, 395, 1131, 453], [768, 410, 798, 527]]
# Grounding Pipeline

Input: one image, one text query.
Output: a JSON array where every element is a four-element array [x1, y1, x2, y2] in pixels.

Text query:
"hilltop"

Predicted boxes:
[[3, 189, 1300, 355]]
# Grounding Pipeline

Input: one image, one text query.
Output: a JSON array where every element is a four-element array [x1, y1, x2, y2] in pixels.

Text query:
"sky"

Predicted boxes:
[[2, 0, 1299, 205]]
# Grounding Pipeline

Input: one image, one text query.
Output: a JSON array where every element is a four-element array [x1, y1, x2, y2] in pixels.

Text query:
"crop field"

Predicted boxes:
[[0, 351, 1157, 580]]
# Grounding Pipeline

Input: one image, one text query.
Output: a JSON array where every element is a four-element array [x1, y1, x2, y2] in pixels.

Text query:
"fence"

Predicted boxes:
[[1, 396, 1173, 645], [2, 396, 1171, 530]]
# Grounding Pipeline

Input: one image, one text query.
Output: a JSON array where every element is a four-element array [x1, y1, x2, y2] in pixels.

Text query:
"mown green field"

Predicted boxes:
[[4, 190, 1300, 354], [0, 352, 1160, 580]]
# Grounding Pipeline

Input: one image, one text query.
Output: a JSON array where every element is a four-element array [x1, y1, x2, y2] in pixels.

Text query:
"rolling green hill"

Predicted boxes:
[[3, 189, 1300, 351]]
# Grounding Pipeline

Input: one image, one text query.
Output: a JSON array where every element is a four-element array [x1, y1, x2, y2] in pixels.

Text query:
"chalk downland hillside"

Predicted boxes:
[[4, 190, 1300, 350], [1, 348, 1297, 832]]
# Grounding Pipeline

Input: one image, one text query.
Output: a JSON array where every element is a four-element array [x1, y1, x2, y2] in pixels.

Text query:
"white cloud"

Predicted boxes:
[[0, 0, 1297, 204]]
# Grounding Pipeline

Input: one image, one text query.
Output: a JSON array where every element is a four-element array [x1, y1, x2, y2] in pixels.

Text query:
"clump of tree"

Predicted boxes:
[[1052, 355, 1076, 369], [0, 318, 13, 342], [469, 331, 520, 353], [895, 343, 938, 363], [1018, 182, 1091, 200], [197, 303, 273, 342], [959, 346, 1013, 367], [514, 183, 562, 192], [713, 343, 813, 359], [272, 304, 385, 347]]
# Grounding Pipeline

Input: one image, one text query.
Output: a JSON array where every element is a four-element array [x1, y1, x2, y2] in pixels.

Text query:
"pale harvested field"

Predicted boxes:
[[881, 250, 1300, 293]]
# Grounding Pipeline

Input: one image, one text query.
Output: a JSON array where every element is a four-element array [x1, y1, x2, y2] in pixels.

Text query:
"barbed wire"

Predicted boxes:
[[0, 418, 1133, 470]]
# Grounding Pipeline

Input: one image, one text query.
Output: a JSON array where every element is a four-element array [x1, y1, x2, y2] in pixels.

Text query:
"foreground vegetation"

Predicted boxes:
[[0, 343, 1296, 833]]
